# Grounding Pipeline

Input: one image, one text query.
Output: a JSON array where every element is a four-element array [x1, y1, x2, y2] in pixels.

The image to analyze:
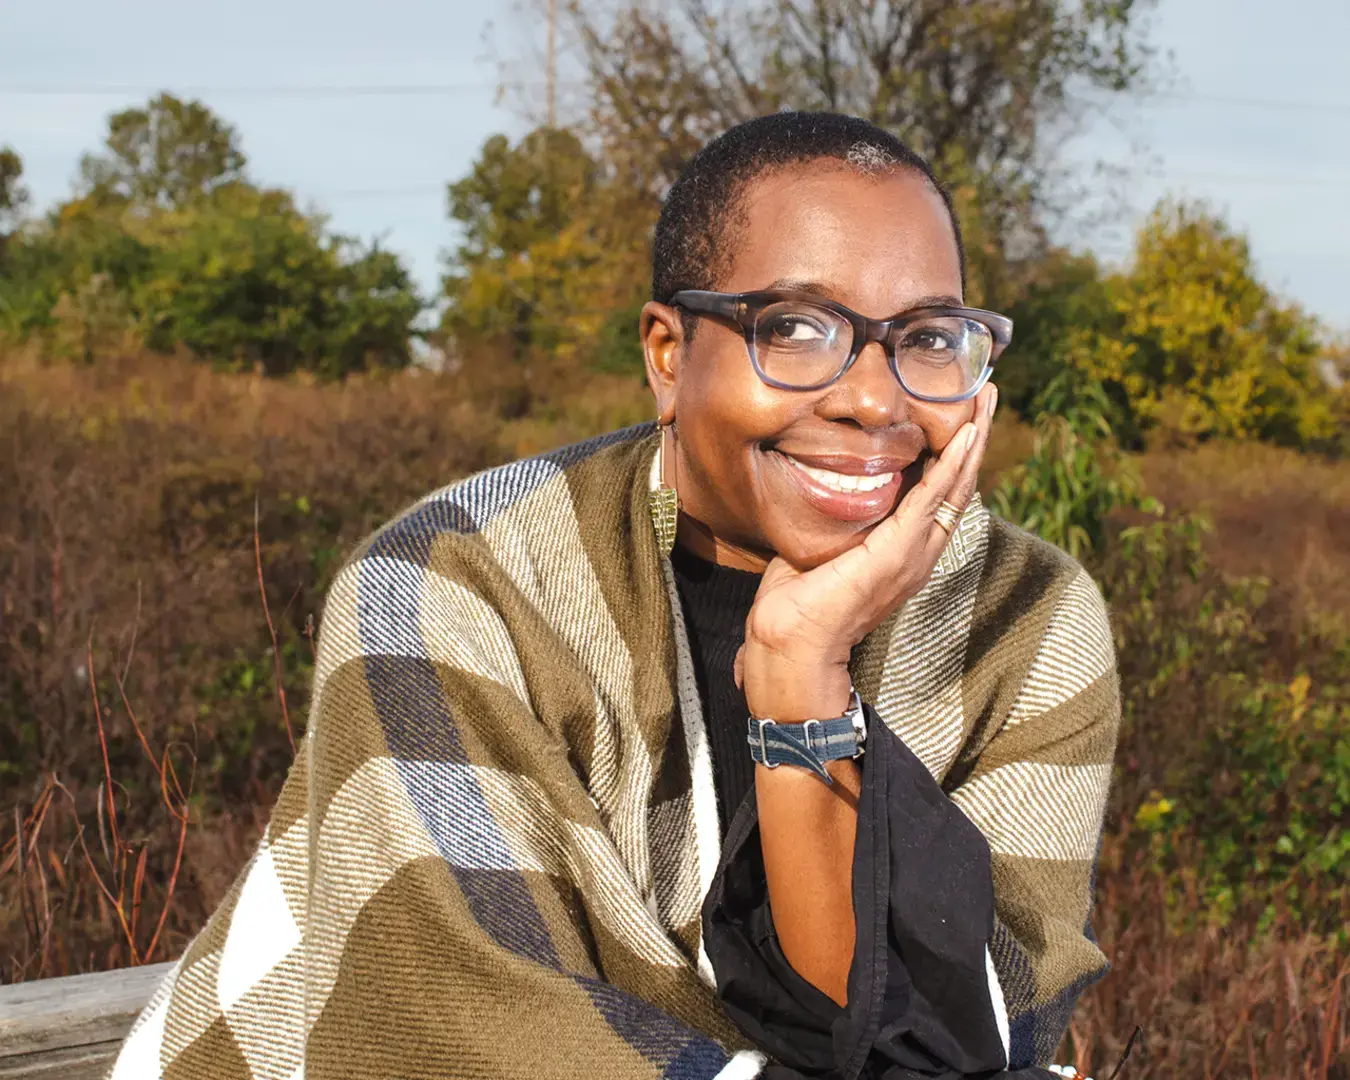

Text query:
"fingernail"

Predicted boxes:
[[987, 386, 999, 418], [963, 424, 978, 452]]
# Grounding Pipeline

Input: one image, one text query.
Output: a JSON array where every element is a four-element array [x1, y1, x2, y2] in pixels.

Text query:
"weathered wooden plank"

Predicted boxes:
[[0, 1040, 122, 1080], [0, 963, 173, 1061]]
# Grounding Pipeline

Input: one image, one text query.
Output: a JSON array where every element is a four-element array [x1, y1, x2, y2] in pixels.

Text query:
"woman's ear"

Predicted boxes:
[[641, 301, 682, 425]]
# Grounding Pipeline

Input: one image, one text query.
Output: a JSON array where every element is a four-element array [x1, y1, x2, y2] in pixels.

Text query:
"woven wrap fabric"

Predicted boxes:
[[108, 423, 1119, 1080]]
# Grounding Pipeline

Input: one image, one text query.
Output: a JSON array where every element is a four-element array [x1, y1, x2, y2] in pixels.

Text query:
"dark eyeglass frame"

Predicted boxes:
[[670, 288, 1013, 402]]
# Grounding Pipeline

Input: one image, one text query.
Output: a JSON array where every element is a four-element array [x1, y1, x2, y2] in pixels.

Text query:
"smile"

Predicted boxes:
[[783, 458, 895, 493], [769, 449, 911, 524]]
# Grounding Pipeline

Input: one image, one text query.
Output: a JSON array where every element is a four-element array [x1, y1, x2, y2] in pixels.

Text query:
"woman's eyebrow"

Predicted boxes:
[[766, 279, 964, 311], [905, 293, 964, 309], [767, 276, 841, 296]]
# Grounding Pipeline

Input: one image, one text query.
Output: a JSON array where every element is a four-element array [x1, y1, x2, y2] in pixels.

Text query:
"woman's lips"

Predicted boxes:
[[769, 449, 907, 523]]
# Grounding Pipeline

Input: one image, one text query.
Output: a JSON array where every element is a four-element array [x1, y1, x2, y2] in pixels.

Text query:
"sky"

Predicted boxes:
[[2, 0, 1348, 332]]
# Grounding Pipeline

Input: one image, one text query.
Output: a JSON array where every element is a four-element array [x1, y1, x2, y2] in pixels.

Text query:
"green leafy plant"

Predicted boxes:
[[992, 371, 1159, 557]]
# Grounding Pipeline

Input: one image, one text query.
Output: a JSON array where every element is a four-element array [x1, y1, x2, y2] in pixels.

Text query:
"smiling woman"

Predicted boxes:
[[108, 113, 1114, 1080]]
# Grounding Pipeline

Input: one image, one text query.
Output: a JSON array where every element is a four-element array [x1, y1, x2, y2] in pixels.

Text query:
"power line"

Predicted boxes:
[[1148, 91, 1350, 116], [307, 170, 1347, 201], [0, 82, 547, 96], [1, 83, 1347, 115], [1148, 168, 1350, 189]]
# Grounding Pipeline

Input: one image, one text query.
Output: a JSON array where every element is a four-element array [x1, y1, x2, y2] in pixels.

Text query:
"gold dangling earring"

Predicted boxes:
[[649, 420, 680, 557]]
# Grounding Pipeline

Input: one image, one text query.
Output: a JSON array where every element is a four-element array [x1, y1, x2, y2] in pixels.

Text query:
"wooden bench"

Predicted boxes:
[[0, 963, 173, 1079]]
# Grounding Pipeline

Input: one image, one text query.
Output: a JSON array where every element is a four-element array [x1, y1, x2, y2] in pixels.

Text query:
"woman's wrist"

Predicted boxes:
[[741, 639, 853, 721]]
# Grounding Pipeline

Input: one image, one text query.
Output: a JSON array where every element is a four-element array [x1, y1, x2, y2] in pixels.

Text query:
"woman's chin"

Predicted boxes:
[[769, 523, 875, 572]]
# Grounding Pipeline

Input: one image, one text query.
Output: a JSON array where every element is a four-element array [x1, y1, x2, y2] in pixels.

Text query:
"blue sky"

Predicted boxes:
[[2, 0, 1347, 331]]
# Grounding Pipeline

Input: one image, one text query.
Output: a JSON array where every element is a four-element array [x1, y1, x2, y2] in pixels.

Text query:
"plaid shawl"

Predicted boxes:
[[109, 423, 1119, 1080]]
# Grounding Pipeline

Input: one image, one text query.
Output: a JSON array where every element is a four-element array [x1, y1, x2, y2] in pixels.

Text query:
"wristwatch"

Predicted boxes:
[[746, 689, 867, 784]]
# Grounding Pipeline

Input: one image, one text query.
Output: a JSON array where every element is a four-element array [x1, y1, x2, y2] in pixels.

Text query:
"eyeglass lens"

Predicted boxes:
[[751, 301, 993, 399]]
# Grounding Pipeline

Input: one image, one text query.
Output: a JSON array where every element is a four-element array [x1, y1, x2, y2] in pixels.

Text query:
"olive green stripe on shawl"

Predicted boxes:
[[308, 857, 658, 1080], [949, 517, 1073, 783]]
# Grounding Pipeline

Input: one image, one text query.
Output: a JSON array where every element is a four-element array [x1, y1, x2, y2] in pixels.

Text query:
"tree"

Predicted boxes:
[[558, 0, 1158, 295], [442, 127, 646, 361], [1085, 202, 1335, 449], [1005, 202, 1341, 452], [79, 93, 247, 210], [132, 184, 422, 376], [3, 97, 422, 374], [0, 146, 28, 247]]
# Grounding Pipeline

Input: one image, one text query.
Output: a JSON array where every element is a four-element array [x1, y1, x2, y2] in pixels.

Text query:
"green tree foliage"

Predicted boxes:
[[0, 98, 422, 376], [1007, 201, 1340, 451], [1096, 201, 1335, 448], [78, 93, 247, 210], [442, 128, 648, 362], [137, 185, 422, 376]]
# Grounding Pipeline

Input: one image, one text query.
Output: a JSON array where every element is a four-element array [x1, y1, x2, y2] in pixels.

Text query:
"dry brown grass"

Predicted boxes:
[[2, 350, 1346, 1075], [1143, 440, 1350, 634], [1068, 828, 1348, 1079]]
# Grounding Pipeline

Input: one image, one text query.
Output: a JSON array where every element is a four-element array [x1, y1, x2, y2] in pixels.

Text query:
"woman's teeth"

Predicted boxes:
[[785, 456, 895, 493]]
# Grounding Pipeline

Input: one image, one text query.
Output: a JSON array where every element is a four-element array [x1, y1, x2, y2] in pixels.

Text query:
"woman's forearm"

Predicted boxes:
[[754, 757, 861, 1006], [739, 634, 861, 1006]]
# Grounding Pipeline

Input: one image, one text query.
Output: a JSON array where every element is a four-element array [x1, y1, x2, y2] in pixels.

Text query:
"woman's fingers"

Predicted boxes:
[[951, 383, 996, 509], [924, 384, 997, 553], [844, 413, 977, 575], [843, 385, 995, 579]]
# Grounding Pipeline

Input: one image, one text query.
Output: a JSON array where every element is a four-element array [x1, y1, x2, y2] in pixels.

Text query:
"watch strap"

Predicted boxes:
[[746, 691, 866, 783]]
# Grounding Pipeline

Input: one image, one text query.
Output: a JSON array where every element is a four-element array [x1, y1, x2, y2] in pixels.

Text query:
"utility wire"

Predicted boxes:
[[1, 82, 1348, 115], [0, 82, 558, 96], [304, 169, 1349, 200], [1149, 90, 1350, 116]]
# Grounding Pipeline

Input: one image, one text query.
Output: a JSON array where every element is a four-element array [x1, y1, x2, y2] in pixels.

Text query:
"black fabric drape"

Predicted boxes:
[[703, 704, 1060, 1080]]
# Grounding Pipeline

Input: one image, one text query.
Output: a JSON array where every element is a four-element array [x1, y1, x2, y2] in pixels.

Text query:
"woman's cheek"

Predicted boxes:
[[911, 399, 975, 453]]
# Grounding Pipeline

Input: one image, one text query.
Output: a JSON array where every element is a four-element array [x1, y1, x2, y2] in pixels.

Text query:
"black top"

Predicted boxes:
[[670, 542, 762, 834]]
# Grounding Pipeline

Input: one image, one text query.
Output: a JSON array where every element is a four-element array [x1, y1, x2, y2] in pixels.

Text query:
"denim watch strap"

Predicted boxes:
[[746, 691, 866, 784]]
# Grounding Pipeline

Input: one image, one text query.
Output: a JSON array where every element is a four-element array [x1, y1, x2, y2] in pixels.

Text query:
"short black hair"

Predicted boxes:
[[651, 111, 965, 306]]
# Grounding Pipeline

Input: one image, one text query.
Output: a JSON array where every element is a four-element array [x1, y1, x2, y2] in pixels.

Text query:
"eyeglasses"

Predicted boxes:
[[670, 289, 1012, 403]]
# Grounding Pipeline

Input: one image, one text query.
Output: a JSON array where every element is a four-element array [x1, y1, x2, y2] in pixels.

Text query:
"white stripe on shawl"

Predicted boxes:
[[986, 946, 1011, 1066], [658, 473, 724, 988], [951, 761, 1112, 862], [1006, 570, 1114, 726], [109, 983, 171, 1080], [715, 1050, 768, 1079]]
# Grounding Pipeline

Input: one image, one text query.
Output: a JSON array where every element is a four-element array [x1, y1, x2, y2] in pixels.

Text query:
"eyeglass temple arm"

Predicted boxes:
[[670, 290, 743, 320]]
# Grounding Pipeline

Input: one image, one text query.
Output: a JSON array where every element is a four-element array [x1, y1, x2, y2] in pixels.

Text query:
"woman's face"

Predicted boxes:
[[643, 163, 974, 572]]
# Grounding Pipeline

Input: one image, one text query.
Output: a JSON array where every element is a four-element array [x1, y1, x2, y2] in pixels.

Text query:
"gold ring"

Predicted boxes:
[[933, 500, 962, 534]]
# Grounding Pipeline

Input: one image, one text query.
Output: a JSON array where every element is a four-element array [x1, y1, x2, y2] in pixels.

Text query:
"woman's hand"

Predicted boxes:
[[738, 384, 996, 722]]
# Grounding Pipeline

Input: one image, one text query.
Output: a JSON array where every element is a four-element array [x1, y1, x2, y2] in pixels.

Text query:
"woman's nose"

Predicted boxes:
[[819, 341, 906, 428]]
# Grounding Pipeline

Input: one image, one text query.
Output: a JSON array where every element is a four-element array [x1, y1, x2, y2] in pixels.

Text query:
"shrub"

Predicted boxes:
[[1098, 515, 1349, 935]]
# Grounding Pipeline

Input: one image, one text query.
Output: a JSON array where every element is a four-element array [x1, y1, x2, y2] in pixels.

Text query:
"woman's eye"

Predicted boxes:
[[904, 329, 956, 352], [766, 315, 829, 343]]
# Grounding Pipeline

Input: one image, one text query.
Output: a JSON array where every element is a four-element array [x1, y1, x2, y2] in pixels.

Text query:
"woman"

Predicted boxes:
[[110, 113, 1118, 1080]]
